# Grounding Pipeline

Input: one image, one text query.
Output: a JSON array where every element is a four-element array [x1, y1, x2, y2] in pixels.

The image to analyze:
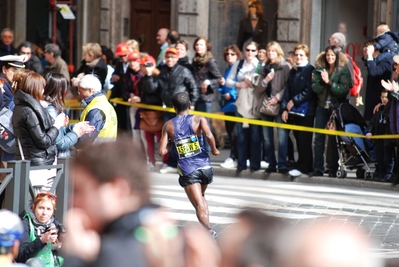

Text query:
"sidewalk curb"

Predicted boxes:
[[211, 166, 399, 192]]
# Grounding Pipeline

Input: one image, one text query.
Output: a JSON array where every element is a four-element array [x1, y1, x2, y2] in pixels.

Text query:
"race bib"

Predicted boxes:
[[175, 135, 201, 159]]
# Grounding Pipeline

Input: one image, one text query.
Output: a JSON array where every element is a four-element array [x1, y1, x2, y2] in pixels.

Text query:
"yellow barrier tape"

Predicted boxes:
[[64, 99, 83, 110], [103, 98, 398, 140]]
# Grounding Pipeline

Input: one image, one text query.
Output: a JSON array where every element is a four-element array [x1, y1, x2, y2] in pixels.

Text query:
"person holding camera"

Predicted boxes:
[[140, 47, 199, 174], [122, 51, 147, 156], [134, 55, 169, 171], [16, 192, 65, 267]]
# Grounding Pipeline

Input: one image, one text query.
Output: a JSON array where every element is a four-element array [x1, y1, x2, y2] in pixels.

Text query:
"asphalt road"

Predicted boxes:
[[150, 171, 399, 259]]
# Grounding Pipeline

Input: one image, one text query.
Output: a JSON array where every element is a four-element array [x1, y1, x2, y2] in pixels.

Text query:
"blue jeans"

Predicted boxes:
[[195, 102, 212, 152], [164, 112, 177, 168], [235, 114, 262, 171], [342, 123, 366, 151], [343, 123, 376, 160], [313, 107, 332, 172], [261, 114, 288, 170]]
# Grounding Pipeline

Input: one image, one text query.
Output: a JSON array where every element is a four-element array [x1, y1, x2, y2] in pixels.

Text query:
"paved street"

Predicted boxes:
[[150, 172, 399, 259]]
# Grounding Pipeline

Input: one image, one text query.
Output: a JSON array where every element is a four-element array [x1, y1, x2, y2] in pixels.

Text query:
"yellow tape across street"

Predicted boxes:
[[65, 97, 399, 140]]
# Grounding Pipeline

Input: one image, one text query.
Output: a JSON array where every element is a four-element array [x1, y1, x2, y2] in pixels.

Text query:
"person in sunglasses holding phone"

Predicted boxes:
[[17, 192, 65, 267]]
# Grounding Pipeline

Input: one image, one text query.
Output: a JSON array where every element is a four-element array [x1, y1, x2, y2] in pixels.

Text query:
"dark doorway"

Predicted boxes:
[[130, 0, 171, 56], [0, 1, 6, 30], [26, 0, 76, 66]]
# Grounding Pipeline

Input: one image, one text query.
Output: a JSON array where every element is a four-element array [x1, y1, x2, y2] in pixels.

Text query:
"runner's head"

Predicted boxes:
[[172, 92, 190, 113]]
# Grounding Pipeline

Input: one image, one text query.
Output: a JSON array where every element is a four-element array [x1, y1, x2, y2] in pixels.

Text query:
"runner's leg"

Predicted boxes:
[[184, 183, 210, 228]]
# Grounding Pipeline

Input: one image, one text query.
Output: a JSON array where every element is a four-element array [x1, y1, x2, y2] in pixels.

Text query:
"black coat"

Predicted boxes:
[[178, 56, 195, 75], [191, 58, 222, 103], [363, 52, 393, 120], [281, 64, 317, 117], [12, 90, 58, 166], [75, 58, 108, 88], [236, 17, 268, 50], [138, 76, 162, 106], [16, 215, 63, 263], [122, 68, 144, 101], [62, 206, 159, 267], [141, 64, 199, 107], [0, 40, 16, 56], [25, 55, 44, 75]]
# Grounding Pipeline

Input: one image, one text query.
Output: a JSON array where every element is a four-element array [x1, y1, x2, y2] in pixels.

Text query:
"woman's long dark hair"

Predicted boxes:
[[324, 45, 341, 73], [43, 72, 67, 113]]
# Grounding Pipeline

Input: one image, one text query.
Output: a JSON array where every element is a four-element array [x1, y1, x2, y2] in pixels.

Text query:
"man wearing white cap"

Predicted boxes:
[[0, 54, 26, 117], [0, 55, 26, 164], [76, 74, 117, 147]]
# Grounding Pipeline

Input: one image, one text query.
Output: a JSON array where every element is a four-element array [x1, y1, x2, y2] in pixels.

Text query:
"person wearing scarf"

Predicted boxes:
[[16, 192, 65, 267], [72, 43, 108, 89]]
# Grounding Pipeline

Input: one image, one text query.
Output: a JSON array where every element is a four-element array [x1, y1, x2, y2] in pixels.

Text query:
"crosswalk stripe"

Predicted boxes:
[[150, 175, 399, 259]]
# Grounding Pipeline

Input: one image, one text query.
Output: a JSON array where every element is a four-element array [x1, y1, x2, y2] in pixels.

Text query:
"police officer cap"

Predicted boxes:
[[0, 55, 26, 68]]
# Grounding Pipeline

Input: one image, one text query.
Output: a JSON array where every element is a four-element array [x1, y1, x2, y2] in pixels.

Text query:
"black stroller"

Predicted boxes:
[[329, 103, 376, 179]]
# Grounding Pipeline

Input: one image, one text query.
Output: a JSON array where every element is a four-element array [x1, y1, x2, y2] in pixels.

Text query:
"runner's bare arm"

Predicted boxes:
[[198, 116, 220, 156], [159, 122, 171, 157]]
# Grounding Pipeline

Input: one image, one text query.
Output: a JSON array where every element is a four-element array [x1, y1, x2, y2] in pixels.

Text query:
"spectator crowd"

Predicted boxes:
[[1, 0, 399, 265]]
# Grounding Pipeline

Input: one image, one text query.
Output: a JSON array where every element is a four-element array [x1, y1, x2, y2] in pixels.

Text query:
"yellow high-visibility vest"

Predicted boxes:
[[80, 94, 118, 142]]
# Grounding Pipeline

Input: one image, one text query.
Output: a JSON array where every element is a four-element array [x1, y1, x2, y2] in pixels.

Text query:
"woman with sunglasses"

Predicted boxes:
[[17, 192, 64, 266], [256, 41, 291, 175], [219, 45, 242, 169], [226, 41, 262, 173], [236, 0, 268, 51]]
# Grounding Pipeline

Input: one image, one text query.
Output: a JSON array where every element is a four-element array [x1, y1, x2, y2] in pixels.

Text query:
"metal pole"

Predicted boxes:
[[55, 157, 70, 220]]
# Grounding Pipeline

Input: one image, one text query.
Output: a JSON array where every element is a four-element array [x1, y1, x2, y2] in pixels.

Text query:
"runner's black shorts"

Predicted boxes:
[[179, 167, 214, 187]]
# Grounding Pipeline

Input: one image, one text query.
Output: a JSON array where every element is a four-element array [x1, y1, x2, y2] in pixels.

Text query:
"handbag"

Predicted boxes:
[[0, 106, 16, 154], [259, 97, 280, 116], [139, 110, 164, 133], [289, 101, 309, 117]]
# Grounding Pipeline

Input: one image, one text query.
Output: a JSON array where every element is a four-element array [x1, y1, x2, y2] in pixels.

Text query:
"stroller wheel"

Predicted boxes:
[[336, 170, 347, 179], [365, 172, 374, 181], [356, 168, 365, 179]]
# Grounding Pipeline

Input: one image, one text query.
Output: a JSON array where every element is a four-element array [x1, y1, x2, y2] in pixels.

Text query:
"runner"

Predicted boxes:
[[159, 92, 220, 237]]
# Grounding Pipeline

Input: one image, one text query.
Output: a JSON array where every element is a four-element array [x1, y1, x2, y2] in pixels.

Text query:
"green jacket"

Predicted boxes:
[[312, 51, 351, 108]]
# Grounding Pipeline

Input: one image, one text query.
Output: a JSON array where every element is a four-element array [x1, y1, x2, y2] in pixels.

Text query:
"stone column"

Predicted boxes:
[[175, 0, 210, 59], [100, 0, 112, 47], [276, 0, 302, 53], [4, 0, 26, 46], [109, 0, 130, 50], [14, 0, 26, 45]]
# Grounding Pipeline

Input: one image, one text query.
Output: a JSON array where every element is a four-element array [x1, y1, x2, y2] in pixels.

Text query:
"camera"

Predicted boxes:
[[143, 62, 154, 67]]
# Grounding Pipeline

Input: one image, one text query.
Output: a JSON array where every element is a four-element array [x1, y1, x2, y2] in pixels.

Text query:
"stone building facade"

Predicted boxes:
[[0, 0, 397, 79]]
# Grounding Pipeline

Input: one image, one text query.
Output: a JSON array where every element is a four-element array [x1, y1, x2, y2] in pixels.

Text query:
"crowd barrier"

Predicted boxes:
[[0, 157, 71, 219], [108, 98, 399, 140]]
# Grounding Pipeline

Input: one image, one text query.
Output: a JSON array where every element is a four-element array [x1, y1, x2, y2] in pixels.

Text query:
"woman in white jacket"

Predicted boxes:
[[226, 41, 262, 174]]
